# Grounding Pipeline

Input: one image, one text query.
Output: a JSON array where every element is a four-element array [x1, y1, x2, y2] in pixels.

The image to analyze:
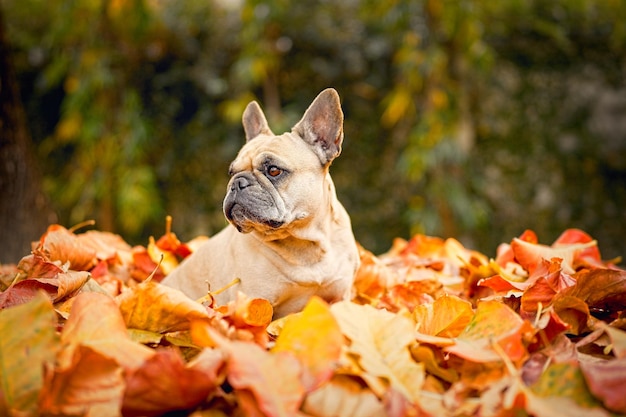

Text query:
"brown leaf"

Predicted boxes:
[[563, 268, 626, 316], [122, 348, 225, 416], [33, 224, 97, 271]]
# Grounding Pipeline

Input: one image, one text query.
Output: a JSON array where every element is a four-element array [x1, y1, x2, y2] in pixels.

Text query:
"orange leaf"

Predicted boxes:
[[61, 292, 153, 372], [511, 236, 598, 275], [445, 300, 534, 363], [414, 293, 474, 338], [117, 281, 209, 333], [221, 336, 304, 417], [40, 345, 125, 417], [33, 224, 97, 271], [272, 296, 343, 392]]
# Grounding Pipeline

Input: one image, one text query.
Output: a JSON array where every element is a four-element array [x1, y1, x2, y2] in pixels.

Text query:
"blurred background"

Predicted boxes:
[[1, 0, 625, 263]]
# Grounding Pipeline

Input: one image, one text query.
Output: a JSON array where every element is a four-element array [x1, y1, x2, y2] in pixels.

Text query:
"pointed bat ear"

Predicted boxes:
[[292, 88, 344, 165], [242, 101, 274, 141]]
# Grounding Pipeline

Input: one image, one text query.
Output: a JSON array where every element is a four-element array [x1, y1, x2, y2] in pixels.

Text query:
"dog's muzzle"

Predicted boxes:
[[223, 173, 285, 232]]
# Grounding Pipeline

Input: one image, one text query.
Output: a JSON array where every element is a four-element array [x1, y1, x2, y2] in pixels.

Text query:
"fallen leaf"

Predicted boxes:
[[117, 281, 209, 333], [0, 270, 90, 309], [0, 293, 59, 416], [60, 292, 154, 372], [272, 296, 343, 392], [16, 254, 65, 279], [218, 333, 304, 417], [413, 293, 473, 338], [600, 324, 626, 358], [511, 236, 598, 275], [301, 375, 386, 417], [331, 301, 424, 403], [33, 224, 97, 271], [529, 361, 609, 416], [445, 300, 535, 363], [580, 357, 626, 414], [76, 230, 133, 264], [40, 345, 124, 417], [561, 268, 626, 318], [122, 348, 225, 416]]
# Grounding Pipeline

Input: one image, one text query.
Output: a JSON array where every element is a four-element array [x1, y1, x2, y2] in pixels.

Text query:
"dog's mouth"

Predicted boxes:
[[225, 203, 285, 233]]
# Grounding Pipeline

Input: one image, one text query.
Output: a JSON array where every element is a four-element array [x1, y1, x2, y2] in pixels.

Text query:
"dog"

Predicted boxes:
[[161, 88, 360, 318]]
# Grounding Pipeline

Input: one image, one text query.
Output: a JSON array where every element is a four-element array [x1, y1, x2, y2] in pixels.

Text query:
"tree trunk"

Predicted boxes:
[[0, 7, 57, 263]]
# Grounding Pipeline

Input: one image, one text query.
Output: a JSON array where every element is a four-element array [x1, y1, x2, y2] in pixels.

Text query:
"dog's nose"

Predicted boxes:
[[234, 175, 251, 190]]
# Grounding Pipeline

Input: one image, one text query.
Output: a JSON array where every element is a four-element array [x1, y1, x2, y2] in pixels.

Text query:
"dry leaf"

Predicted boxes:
[[40, 345, 124, 417], [301, 375, 386, 417], [413, 293, 473, 338], [0, 293, 59, 416], [272, 296, 343, 392], [331, 301, 424, 403], [33, 224, 97, 271], [60, 292, 154, 372], [122, 348, 225, 416], [218, 334, 305, 417], [117, 281, 209, 333], [445, 299, 535, 363]]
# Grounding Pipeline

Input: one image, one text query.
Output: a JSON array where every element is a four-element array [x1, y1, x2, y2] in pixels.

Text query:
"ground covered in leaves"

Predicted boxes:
[[1, 221, 625, 416]]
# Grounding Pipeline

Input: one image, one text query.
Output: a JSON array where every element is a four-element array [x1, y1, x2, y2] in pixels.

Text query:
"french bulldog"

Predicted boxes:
[[161, 88, 360, 318]]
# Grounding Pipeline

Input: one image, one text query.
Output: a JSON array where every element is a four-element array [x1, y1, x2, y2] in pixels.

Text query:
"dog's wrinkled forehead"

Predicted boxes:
[[230, 132, 320, 173]]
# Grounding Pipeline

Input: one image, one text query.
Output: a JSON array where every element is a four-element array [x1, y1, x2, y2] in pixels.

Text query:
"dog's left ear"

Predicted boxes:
[[292, 88, 344, 165], [243, 101, 274, 141]]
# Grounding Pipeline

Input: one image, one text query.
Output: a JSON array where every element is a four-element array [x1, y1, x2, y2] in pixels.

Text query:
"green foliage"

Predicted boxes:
[[4, 0, 626, 257]]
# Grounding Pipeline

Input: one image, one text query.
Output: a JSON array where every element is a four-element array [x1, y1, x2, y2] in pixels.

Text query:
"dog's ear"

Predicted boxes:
[[242, 101, 274, 141], [292, 88, 344, 165]]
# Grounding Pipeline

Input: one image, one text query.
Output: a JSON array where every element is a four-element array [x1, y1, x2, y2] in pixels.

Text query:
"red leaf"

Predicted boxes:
[[580, 358, 626, 414], [122, 348, 224, 416]]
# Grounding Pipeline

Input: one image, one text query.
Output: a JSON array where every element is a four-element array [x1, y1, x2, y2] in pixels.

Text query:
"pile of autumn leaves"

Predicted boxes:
[[1, 223, 625, 417]]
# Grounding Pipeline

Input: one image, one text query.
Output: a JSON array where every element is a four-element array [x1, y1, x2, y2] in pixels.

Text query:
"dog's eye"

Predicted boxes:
[[267, 166, 283, 177]]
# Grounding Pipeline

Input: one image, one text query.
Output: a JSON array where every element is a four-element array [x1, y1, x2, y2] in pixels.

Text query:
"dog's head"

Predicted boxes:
[[223, 88, 344, 235]]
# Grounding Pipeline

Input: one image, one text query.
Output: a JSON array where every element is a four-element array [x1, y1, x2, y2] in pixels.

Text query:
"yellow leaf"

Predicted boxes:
[[272, 296, 343, 392], [331, 301, 424, 403], [0, 293, 59, 415]]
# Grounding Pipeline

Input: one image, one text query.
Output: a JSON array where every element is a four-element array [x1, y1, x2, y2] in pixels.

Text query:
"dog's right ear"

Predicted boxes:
[[242, 101, 274, 141]]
